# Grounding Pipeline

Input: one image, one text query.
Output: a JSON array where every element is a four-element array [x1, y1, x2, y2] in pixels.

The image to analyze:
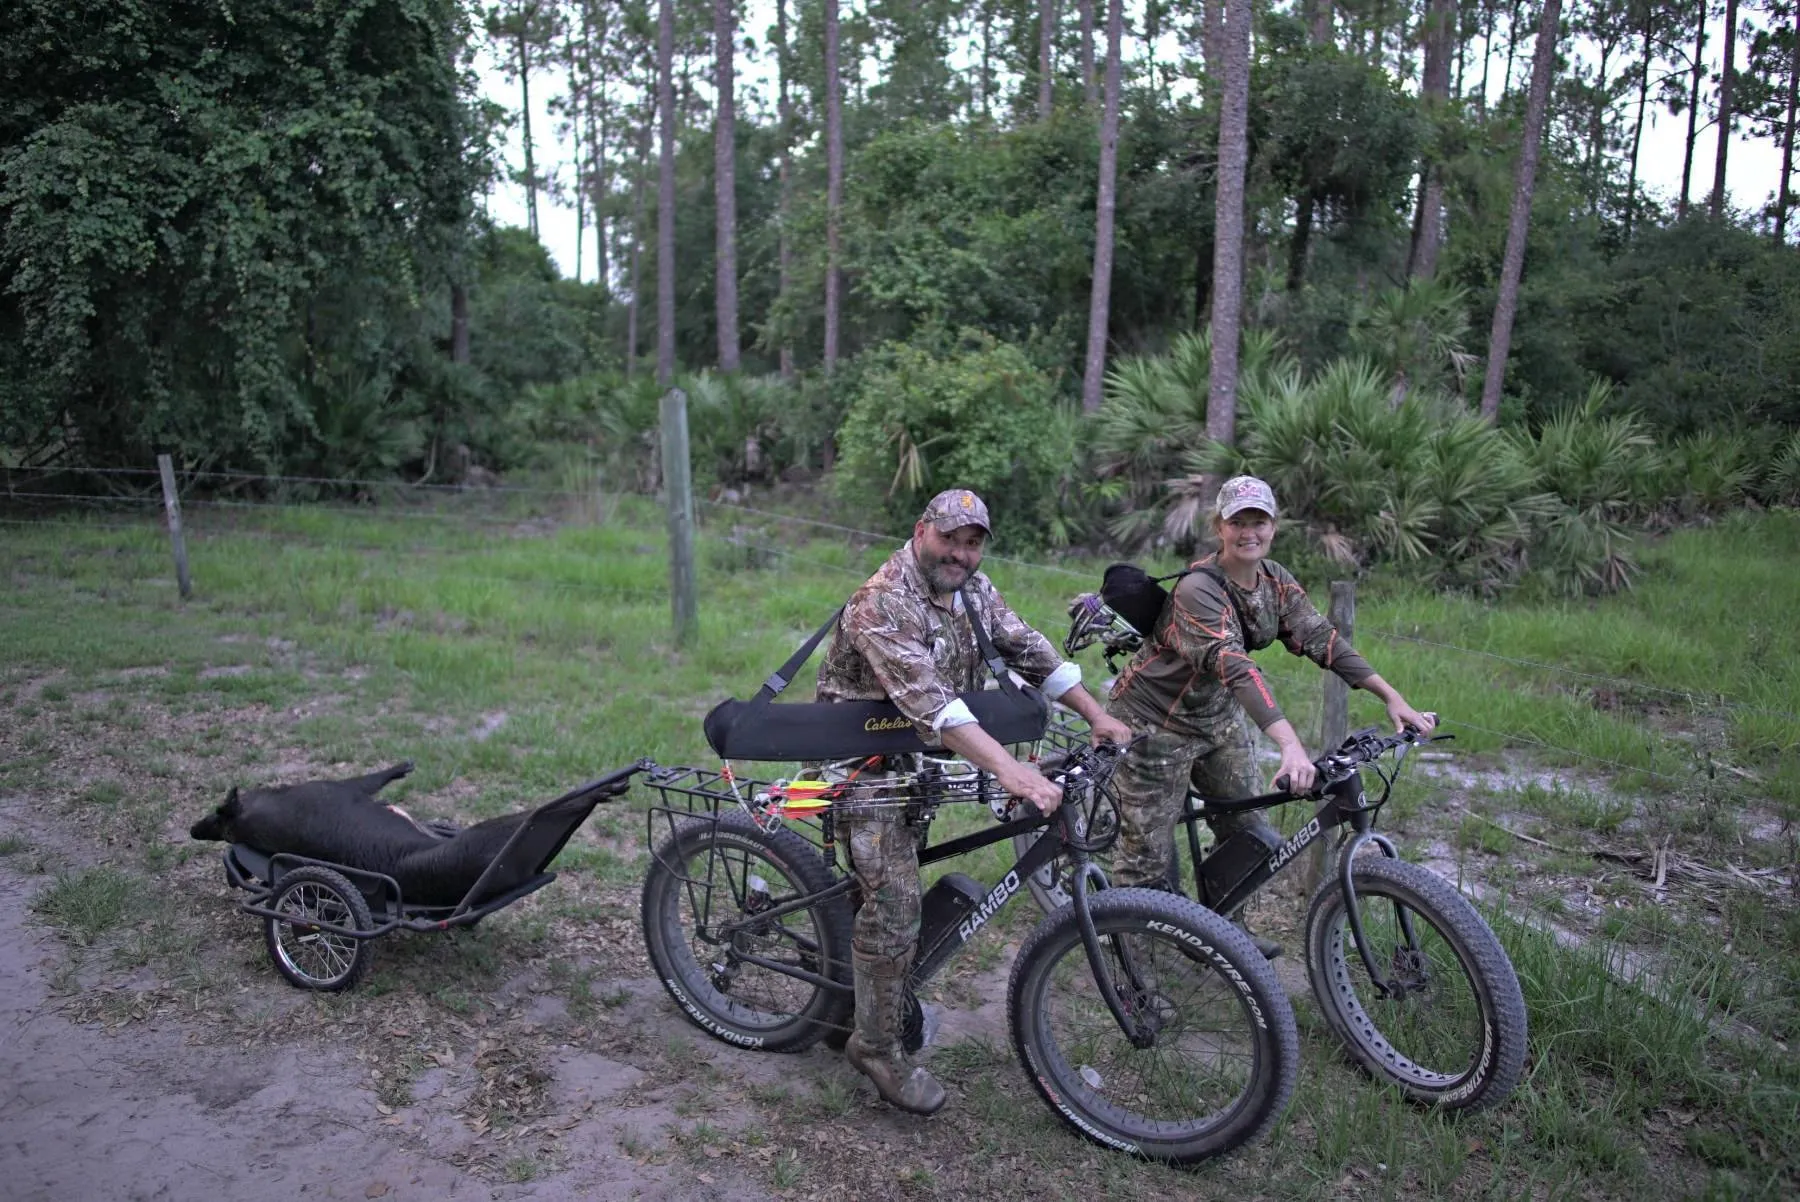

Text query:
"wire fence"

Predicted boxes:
[[6, 464, 1796, 817], [5, 465, 1798, 1038]]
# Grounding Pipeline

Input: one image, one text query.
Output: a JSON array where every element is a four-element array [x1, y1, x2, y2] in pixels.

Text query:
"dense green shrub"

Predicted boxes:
[[835, 331, 1076, 547]]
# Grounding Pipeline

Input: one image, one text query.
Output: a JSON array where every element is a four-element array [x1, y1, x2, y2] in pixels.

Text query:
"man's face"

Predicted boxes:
[[914, 521, 987, 595]]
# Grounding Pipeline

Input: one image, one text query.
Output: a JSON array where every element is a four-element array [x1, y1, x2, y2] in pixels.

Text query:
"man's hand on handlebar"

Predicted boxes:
[[998, 761, 1063, 815]]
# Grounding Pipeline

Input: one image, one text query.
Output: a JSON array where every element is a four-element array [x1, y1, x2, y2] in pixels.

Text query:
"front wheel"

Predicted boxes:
[[1008, 888, 1299, 1165], [641, 813, 853, 1053], [1306, 855, 1527, 1111]]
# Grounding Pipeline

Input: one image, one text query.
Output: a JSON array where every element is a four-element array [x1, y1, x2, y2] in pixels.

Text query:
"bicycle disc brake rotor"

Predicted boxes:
[[1386, 943, 1432, 999]]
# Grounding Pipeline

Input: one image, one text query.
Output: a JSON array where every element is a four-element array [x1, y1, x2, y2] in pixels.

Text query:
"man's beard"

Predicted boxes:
[[922, 556, 972, 595]]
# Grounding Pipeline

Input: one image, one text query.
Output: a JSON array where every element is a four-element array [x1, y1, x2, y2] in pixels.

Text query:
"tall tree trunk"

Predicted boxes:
[[450, 284, 470, 364], [1710, 0, 1739, 217], [1311, 0, 1334, 45], [1681, 9, 1706, 218], [596, 88, 610, 291], [1480, 0, 1563, 423], [1410, 0, 1454, 280], [824, 0, 845, 374], [714, 0, 740, 370], [519, 6, 539, 239], [656, 0, 677, 386], [1778, 4, 1800, 244], [1479, 0, 1494, 112], [1587, 38, 1614, 216], [776, 0, 796, 378], [980, 3, 994, 117], [1081, 0, 1125, 413], [1145, 0, 1162, 99], [1194, 239, 1213, 329], [1208, 0, 1253, 450], [1455, 1, 1468, 98], [581, 0, 611, 292], [627, 118, 650, 378], [1502, 0, 1522, 96], [1205, 0, 1224, 72], [1039, 0, 1057, 119], [1626, 11, 1652, 236], [1080, 0, 1097, 105], [1287, 191, 1316, 292], [569, 22, 586, 281]]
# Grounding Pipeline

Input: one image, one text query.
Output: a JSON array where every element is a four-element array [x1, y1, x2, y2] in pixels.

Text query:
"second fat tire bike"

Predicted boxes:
[[1013, 723, 1528, 1113]]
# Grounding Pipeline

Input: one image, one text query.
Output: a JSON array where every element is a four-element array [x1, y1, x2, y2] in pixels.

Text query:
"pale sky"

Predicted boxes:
[[478, 6, 1789, 284]]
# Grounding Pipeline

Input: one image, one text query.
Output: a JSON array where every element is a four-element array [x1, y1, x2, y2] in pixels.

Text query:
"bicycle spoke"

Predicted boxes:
[[1336, 896, 1481, 1078], [1041, 930, 1258, 1125]]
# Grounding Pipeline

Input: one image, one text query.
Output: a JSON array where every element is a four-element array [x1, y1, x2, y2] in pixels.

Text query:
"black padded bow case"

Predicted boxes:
[[701, 588, 1050, 761]]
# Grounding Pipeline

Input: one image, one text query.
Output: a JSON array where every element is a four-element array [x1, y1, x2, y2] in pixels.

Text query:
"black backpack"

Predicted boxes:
[[1100, 561, 1250, 643]]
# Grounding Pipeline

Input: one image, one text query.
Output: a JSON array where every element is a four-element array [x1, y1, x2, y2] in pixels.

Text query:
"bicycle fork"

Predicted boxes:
[[1044, 803, 1171, 1050], [1335, 827, 1425, 1000]]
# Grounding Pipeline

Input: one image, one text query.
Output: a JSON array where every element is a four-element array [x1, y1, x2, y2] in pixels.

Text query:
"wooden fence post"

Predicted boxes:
[[156, 454, 193, 601], [1304, 580, 1356, 893], [659, 388, 699, 647]]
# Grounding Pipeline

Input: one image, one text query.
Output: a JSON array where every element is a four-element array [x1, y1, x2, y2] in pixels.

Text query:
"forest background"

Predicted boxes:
[[5, 0, 1800, 593]]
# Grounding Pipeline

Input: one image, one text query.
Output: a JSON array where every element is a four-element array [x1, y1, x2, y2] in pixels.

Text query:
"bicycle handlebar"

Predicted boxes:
[[1274, 723, 1445, 797]]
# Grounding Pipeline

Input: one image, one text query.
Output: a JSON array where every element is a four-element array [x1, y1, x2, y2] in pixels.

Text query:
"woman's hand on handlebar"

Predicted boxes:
[[1270, 732, 1317, 795], [1086, 712, 1133, 748], [1388, 698, 1437, 736]]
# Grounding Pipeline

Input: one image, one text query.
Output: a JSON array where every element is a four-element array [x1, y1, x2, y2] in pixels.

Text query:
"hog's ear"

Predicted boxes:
[[223, 786, 240, 812]]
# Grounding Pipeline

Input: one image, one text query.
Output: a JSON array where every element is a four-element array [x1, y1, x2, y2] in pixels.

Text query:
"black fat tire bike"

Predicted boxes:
[[1013, 722, 1527, 1114], [639, 745, 1300, 1165]]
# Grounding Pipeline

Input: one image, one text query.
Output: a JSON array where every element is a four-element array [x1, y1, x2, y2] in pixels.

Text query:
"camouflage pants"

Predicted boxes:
[[821, 762, 923, 1056], [1105, 709, 1272, 891]]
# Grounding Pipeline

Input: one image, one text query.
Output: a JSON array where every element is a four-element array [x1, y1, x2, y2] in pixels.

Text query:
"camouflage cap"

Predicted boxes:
[[1216, 475, 1278, 520], [919, 488, 991, 533]]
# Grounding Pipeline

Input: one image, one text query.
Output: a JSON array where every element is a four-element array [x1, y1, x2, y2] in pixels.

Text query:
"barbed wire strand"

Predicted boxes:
[[1368, 628, 1800, 726], [1439, 717, 1779, 815], [7, 499, 1797, 728], [2, 463, 587, 498], [698, 497, 1093, 579], [1, 490, 585, 528]]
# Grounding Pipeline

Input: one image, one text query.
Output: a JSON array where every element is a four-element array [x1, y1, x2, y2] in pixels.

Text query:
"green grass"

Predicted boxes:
[[3, 494, 1798, 1197], [31, 867, 141, 946]]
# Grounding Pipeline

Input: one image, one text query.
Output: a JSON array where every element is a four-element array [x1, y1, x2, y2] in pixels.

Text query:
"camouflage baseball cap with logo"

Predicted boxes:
[[919, 488, 991, 533], [1216, 475, 1278, 520]]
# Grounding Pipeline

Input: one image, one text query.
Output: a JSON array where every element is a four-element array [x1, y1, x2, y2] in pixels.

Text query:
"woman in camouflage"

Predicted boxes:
[[1103, 476, 1435, 957]]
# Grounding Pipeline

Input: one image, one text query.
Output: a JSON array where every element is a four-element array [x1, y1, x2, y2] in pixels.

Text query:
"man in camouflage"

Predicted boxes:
[[816, 488, 1130, 1115], [1104, 476, 1434, 957]]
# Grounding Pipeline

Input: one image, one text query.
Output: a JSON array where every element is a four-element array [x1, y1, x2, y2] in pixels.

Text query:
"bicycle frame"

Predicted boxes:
[[698, 773, 1162, 1046], [1177, 768, 1418, 997]]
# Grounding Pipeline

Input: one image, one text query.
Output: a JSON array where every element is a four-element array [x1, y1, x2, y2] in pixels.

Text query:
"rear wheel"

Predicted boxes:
[[641, 813, 853, 1052], [1305, 855, 1526, 1111], [1009, 888, 1298, 1165]]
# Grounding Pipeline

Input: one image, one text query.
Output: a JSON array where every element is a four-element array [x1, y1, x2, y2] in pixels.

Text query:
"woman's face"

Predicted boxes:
[[1216, 509, 1276, 572]]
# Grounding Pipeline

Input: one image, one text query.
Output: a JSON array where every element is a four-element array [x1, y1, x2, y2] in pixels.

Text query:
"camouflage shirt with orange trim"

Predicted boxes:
[[1107, 555, 1374, 737]]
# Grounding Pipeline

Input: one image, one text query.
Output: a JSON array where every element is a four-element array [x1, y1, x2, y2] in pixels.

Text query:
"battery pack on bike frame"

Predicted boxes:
[[917, 872, 988, 959], [1196, 824, 1287, 910]]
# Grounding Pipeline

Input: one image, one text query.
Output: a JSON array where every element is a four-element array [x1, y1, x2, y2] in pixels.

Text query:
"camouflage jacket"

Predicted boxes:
[[815, 542, 1072, 743], [1108, 554, 1374, 737]]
